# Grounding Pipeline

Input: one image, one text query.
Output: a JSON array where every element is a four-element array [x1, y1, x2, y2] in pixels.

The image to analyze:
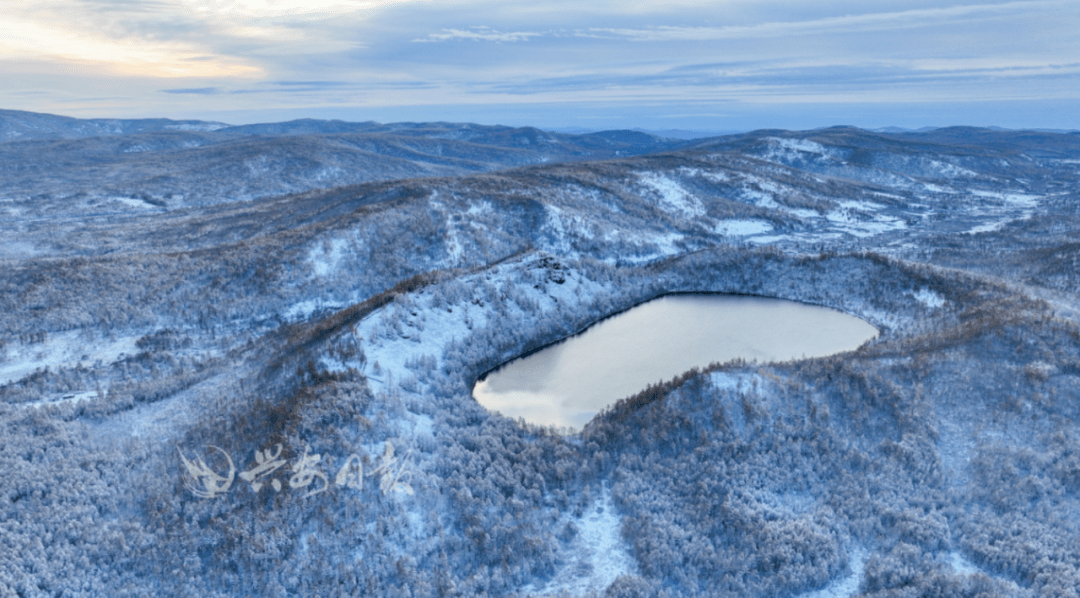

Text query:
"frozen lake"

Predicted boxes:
[[473, 294, 878, 430]]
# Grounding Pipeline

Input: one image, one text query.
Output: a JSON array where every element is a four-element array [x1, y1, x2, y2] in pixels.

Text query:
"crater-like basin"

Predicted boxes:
[[473, 294, 878, 430]]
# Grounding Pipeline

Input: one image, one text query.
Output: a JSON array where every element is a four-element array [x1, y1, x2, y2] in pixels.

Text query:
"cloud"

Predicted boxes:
[[270, 81, 354, 87], [161, 87, 222, 94], [578, 1, 1071, 42], [3, 0, 1078, 129], [1, 3, 262, 78], [413, 27, 546, 43], [0, 0, 429, 78]]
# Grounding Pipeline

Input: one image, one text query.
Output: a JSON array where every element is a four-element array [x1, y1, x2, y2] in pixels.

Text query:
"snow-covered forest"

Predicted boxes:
[[3, 111, 1080, 597]]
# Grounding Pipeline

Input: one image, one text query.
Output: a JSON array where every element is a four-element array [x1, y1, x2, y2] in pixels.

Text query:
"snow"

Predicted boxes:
[[1, 330, 140, 386], [715, 219, 773, 236], [465, 200, 493, 216], [245, 155, 271, 175], [285, 298, 345, 321], [913, 288, 945, 309], [344, 257, 611, 405], [743, 187, 779, 209], [942, 551, 1026, 594], [606, 231, 688, 265], [947, 551, 981, 576], [738, 176, 812, 213], [679, 166, 730, 183], [789, 208, 821, 219], [345, 292, 473, 396], [969, 189, 1039, 207], [26, 390, 98, 410], [962, 189, 1040, 234], [427, 194, 467, 264], [444, 231, 464, 263], [836, 200, 885, 211], [928, 160, 979, 178], [769, 137, 829, 155], [758, 137, 835, 165], [930, 410, 975, 490], [0, 241, 40, 259], [823, 201, 907, 238], [164, 123, 228, 131], [652, 232, 686, 257], [921, 183, 954, 194], [711, 371, 752, 391], [106, 196, 160, 209], [827, 217, 907, 238], [313, 165, 345, 182], [748, 235, 791, 245], [795, 547, 867, 598], [638, 173, 706, 217], [543, 205, 580, 256], [308, 237, 349, 277], [823, 211, 860, 226], [523, 485, 637, 596], [710, 372, 756, 435]]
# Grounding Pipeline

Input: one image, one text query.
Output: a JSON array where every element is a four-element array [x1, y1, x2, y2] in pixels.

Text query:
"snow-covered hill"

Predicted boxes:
[[0, 108, 229, 141], [2, 122, 1080, 597], [0, 110, 685, 211]]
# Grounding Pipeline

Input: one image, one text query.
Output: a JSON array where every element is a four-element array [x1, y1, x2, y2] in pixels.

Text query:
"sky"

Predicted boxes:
[[2, 0, 1079, 131]]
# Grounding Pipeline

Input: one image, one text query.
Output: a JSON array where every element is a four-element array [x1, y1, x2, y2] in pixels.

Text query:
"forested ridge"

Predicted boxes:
[[2, 117, 1080, 596]]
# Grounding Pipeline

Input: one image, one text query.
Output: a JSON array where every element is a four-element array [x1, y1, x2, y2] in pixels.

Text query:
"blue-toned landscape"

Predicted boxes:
[[3, 109, 1080, 596]]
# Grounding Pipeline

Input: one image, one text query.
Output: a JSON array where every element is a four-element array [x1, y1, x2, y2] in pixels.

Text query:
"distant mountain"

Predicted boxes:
[[0, 110, 687, 208], [631, 127, 747, 139], [548, 126, 745, 139], [687, 126, 1080, 173], [874, 125, 1079, 135], [870, 126, 940, 133], [0, 108, 228, 142], [886, 126, 1080, 158]]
